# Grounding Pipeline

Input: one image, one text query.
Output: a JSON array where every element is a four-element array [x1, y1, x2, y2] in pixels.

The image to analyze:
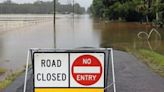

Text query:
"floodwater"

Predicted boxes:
[[0, 15, 54, 74], [0, 14, 164, 75], [56, 14, 101, 48], [56, 14, 164, 54]]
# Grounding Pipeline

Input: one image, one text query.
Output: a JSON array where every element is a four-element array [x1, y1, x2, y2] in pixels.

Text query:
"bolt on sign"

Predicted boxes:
[[29, 48, 115, 92]]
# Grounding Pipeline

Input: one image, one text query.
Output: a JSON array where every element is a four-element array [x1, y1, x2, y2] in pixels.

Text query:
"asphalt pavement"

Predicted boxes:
[[114, 50, 164, 92]]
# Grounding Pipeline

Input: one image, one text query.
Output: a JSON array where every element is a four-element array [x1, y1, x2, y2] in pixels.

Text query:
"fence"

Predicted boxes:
[[0, 14, 53, 32]]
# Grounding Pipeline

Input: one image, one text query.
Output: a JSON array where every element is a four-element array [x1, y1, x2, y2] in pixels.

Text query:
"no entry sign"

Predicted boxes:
[[27, 48, 116, 92], [72, 55, 102, 86], [70, 53, 104, 87]]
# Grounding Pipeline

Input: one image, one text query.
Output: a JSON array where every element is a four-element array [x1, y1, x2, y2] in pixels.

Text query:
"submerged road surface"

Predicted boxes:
[[0, 21, 54, 72]]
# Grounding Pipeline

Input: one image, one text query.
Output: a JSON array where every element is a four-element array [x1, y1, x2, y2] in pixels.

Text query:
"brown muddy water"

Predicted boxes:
[[56, 14, 164, 54], [0, 15, 54, 79], [0, 14, 163, 78]]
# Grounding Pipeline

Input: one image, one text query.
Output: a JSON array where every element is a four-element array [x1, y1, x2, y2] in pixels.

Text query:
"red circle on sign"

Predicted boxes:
[[72, 55, 102, 86]]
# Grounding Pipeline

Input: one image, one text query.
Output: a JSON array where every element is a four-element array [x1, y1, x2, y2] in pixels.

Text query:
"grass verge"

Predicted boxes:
[[110, 45, 164, 77], [133, 49, 164, 77], [0, 71, 24, 90], [0, 68, 6, 75]]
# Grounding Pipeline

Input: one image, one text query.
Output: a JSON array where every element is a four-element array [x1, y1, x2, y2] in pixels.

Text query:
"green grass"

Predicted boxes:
[[134, 49, 164, 77], [110, 45, 164, 77], [0, 71, 23, 90], [0, 68, 6, 75], [0, 64, 30, 90]]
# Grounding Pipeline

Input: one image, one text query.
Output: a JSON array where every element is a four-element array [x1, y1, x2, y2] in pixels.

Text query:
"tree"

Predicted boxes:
[[74, 3, 85, 14], [91, 0, 164, 22], [92, 0, 105, 17], [136, 0, 150, 23], [0, 1, 54, 14], [3, 0, 12, 4]]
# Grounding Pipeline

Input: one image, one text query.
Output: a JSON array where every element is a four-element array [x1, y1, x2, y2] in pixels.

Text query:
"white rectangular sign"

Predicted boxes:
[[74, 66, 101, 73], [34, 53, 69, 87]]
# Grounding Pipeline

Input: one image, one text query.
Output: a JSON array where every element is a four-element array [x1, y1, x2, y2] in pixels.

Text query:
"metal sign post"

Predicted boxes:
[[23, 48, 116, 92]]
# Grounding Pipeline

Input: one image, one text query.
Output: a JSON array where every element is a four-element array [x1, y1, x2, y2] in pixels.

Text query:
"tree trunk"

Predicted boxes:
[[146, 15, 149, 24], [156, 12, 159, 21], [156, 0, 159, 21]]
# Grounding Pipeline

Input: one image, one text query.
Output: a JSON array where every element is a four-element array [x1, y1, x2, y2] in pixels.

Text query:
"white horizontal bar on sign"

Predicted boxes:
[[73, 66, 100, 73]]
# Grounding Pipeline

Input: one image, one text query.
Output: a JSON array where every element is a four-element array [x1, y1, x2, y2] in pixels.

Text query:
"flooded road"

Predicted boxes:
[[56, 14, 164, 54], [56, 14, 101, 48], [0, 14, 164, 72], [0, 18, 54, 72], [1, 14, 164, 92], [0, 14, 164, 75]]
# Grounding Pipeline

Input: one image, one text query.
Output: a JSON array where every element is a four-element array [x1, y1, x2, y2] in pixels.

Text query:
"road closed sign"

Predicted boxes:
[[34, 53, 69, 87], [31, 49, 115, 92]]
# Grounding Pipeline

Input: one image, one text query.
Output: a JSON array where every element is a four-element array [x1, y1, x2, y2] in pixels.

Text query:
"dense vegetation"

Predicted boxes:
[[91, 0, 164, 23], [56, 0, 85, 14], [0, 0, 85, 14], [0, 0, 54, 14]]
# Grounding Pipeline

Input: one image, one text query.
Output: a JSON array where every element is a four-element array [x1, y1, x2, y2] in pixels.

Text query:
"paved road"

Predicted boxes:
[[3, 50, 164, 92], [114, 50, 164, 92]]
